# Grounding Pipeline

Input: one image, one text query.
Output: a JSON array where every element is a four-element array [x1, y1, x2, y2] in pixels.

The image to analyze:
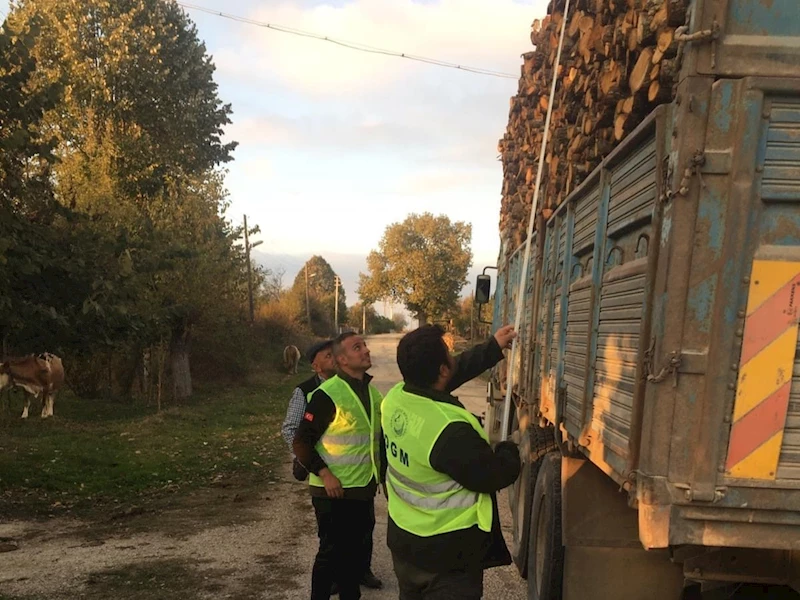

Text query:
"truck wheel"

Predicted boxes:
[[527, 451, 564, 600], [510, 424, 558, 577]]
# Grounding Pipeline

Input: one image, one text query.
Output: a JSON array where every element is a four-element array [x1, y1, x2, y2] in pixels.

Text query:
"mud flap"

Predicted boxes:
[[561, 457, 684, 600]]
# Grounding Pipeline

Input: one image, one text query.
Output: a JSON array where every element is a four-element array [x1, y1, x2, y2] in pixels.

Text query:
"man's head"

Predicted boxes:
[[333, 332, 371, 378], [306, 340, 336, 379], [396, 325, 454, 391]]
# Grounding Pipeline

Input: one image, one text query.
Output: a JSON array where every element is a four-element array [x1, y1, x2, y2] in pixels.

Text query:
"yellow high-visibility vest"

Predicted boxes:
[[382, 383, 492, 537], [308, 375, 383, 489]]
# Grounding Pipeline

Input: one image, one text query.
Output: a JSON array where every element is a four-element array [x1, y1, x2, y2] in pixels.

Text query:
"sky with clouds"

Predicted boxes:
[[178, 0, 550, 301]]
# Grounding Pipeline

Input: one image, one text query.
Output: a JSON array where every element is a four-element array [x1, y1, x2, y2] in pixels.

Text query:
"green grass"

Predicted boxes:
[[0, 368, 305, 518]]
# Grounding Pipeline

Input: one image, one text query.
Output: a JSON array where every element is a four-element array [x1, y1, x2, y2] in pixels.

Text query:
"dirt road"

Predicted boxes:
[[0, 334, 527, 600]]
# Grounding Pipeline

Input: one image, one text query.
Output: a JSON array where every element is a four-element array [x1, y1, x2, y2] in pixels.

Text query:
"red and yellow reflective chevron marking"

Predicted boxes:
[[725, 259, 800, 479]]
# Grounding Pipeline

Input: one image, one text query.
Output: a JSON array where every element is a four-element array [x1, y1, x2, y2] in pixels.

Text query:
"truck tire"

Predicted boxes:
[[527, 451, 564, 600], [509, 423, 558, 577]]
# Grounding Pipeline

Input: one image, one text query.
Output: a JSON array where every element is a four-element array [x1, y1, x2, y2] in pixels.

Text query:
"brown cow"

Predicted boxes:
[[283, 345, 301, 374], [0, 353, 65, 419]]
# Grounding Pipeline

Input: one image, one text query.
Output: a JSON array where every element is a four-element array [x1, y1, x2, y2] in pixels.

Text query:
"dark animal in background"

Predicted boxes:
[[283, 345, 301, 374], [0, 353, 65, 418]]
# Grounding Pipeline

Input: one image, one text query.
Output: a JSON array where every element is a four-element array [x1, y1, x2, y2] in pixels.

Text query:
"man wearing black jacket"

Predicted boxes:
[[281, 340, 337, 481], [294, 332, 384, 600], [382, 324, 520, 600]]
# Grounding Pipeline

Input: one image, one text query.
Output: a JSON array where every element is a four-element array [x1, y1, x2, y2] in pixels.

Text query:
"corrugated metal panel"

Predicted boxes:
[[492, 265, 506, 334], [593, 272, 646, 458], [573, 185, 600, 253], [558, 219, 567, 266], [608, 137, 657, 235], [565, 284, 591, 427], [550, 220, 566, 378], [777, 334, 800, 480], [761, 99, 800, 202], [506, 251, 524, 384], [519, 258, 535, 397]]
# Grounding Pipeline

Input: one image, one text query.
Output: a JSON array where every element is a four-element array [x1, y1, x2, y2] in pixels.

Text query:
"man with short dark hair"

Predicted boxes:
[[294, 332, 384, 600], [282, 340, 337, 481], [383, 324, 521, 600]]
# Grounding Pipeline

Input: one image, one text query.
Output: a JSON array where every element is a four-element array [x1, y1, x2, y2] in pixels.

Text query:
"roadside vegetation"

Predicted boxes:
[[0, 351, 304, 520]]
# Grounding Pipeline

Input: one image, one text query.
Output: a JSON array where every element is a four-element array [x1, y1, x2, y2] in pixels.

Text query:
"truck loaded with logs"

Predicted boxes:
[[476, 0, 800, 598]]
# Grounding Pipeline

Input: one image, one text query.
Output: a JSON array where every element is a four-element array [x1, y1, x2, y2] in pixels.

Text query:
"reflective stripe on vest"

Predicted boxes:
[[382, 382, 492, 537], [308, 375, 383, 489], [388, 465, 478, 509]]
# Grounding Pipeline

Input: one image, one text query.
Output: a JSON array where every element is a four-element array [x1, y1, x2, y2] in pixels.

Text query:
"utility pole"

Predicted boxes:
[[305, 263, 311, 325], [362, 303, 366, 335], [243, 215, 262, 323], [334, 275, 341, 334], [470, 300, 475, 345]]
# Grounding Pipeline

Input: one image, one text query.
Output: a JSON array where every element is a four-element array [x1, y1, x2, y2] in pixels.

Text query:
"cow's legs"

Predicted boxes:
[[21, 394, 31, 419], [42, 392, 53, 418]]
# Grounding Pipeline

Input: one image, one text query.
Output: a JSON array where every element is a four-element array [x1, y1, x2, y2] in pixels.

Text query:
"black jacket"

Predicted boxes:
[[290, 374, 324, 481], [387, 338, 521, 573], [298, 374, 323, 398]]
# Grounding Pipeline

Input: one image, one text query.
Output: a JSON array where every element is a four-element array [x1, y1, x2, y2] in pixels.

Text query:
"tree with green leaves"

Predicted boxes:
[[291, 256, 348, 336], [346, 302, 397, 335], [358, 213, 472, 325], [3, 0, 244, 399]]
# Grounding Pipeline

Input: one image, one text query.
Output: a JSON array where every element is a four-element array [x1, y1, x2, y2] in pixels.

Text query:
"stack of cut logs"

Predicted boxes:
[[499, 0, 688, 251]]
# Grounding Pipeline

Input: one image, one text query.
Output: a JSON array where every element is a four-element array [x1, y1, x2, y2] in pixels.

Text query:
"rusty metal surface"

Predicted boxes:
[[563, 547, 683, 600], [683, 547, 793, 585], [643, 75, 715, 486], [695, 0, 800, 79], [561, 457, 640, 548], [495, 0, 800, 568], [679, 78, 758, 501]]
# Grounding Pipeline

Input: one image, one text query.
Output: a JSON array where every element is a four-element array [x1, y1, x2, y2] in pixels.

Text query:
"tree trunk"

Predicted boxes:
[[170, 326, 192, 401], [417, 312, 429, 326]]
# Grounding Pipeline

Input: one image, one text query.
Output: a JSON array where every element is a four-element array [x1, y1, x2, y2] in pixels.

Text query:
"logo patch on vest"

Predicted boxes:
[[391, 409, 408, 438], [303, 412, 314, 422]]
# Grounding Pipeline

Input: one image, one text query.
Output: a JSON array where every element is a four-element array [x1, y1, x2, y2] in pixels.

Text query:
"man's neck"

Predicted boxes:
[[340, 367, 365, 381]]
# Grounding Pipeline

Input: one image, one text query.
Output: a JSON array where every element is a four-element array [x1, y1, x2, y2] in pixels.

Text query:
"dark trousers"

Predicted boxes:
[[392, 553, 483, 600], [365, 499, 375, 572], [311, 496, 372, 600]]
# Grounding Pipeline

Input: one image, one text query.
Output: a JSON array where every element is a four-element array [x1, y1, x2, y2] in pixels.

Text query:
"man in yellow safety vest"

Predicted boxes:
[[382, 324, 521, 599], [293, 332, 383, 600]]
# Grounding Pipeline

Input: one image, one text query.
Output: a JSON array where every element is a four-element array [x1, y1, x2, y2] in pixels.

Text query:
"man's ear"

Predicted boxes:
[[438, 362, 450, 379]]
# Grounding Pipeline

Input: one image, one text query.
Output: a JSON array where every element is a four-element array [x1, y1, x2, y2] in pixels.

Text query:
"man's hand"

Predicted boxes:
[[493, 325, 517, 350], [319, 468, 344, 499]]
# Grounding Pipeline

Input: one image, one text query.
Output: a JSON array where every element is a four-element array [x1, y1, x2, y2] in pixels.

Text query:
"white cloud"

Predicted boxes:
[[214, 0, 546, 96], [190, 0, 550, 272]]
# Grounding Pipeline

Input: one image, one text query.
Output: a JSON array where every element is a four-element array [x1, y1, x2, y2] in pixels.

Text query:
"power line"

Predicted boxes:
[[175, 1, 519, 80]]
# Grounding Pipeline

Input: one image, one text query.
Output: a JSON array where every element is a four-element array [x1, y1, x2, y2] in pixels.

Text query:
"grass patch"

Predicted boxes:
[[0, 366, 307, 519]]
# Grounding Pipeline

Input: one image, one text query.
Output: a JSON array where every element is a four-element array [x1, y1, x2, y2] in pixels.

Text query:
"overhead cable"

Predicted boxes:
[[176, 1, 519, 79]]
